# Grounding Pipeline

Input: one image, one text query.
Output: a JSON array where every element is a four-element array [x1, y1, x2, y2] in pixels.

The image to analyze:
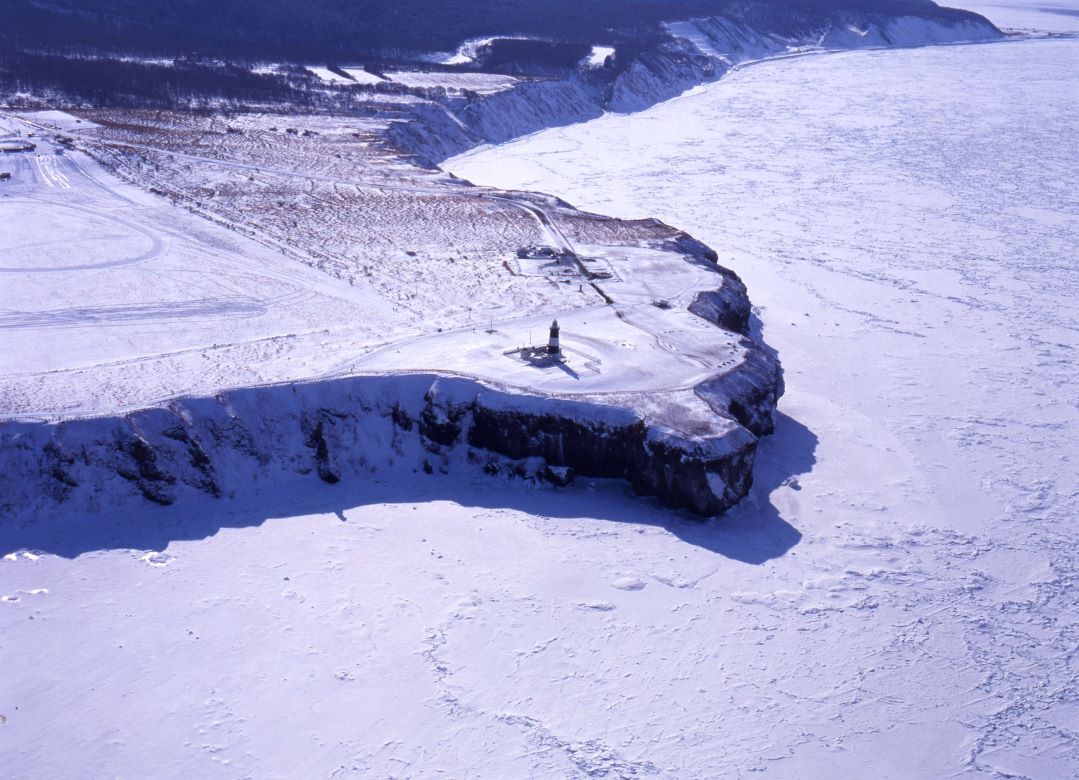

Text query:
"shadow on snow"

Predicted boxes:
[[5, 412, 815, 565]]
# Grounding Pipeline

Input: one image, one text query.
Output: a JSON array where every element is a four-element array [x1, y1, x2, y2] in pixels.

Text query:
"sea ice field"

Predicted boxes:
[[446, 3, 1079, 774], [2, 0, 1077, 776]]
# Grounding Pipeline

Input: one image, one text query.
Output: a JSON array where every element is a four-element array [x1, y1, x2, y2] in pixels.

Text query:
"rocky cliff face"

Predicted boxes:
[[0, 360, 771, 526]]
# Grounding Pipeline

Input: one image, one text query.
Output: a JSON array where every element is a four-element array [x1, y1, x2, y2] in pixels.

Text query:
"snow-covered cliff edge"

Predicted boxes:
[[0, 229, 783, 526], [390, 10, 1001, 164], [0, 343, 780, 530]]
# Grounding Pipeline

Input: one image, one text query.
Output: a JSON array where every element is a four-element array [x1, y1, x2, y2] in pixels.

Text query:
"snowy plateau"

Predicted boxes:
[[1, 0, 1077, 778]]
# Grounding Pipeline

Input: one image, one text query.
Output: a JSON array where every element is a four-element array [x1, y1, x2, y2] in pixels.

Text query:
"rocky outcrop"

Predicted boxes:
[[695, 345, 784, 438]]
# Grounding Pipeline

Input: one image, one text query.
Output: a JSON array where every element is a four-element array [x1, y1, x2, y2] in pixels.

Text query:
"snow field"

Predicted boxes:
[[4, 481, 803, 778], [385, 70, 519, 94], [341, 68, 387, 85], [0, 112, 408, 417], [2, 109, 758, 419], [306, 66, 354, 85], [580, 46, 616, 67]]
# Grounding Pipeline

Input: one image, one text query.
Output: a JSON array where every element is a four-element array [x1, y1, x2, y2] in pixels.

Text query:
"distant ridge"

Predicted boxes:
[[2, 0, 997, 60]]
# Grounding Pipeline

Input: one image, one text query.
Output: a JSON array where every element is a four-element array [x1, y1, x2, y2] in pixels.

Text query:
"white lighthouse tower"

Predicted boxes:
[[547, 319, 560, 355]]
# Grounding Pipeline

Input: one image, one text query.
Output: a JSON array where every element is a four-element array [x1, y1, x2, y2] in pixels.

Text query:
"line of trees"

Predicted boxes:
[[2, 0, 734, 60], [0, 0, 989, 107], [0, 53, 317, 108], [0, 0, 977, 63]]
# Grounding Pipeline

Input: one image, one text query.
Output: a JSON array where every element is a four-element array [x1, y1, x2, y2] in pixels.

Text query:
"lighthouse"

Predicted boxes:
[[547, 319, 560, 355]]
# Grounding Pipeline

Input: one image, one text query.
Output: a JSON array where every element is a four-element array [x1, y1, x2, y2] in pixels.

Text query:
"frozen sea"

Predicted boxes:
[[449, 6, 1079, 777], [4, 3, 1078, 778]]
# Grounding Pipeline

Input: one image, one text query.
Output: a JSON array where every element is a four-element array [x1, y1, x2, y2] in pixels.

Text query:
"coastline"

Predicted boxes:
[[5, 4, 1078, 776], [439, 25, 1079, 773], [1, 11, 1005, 523], [393, 12, 1002, 166]]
